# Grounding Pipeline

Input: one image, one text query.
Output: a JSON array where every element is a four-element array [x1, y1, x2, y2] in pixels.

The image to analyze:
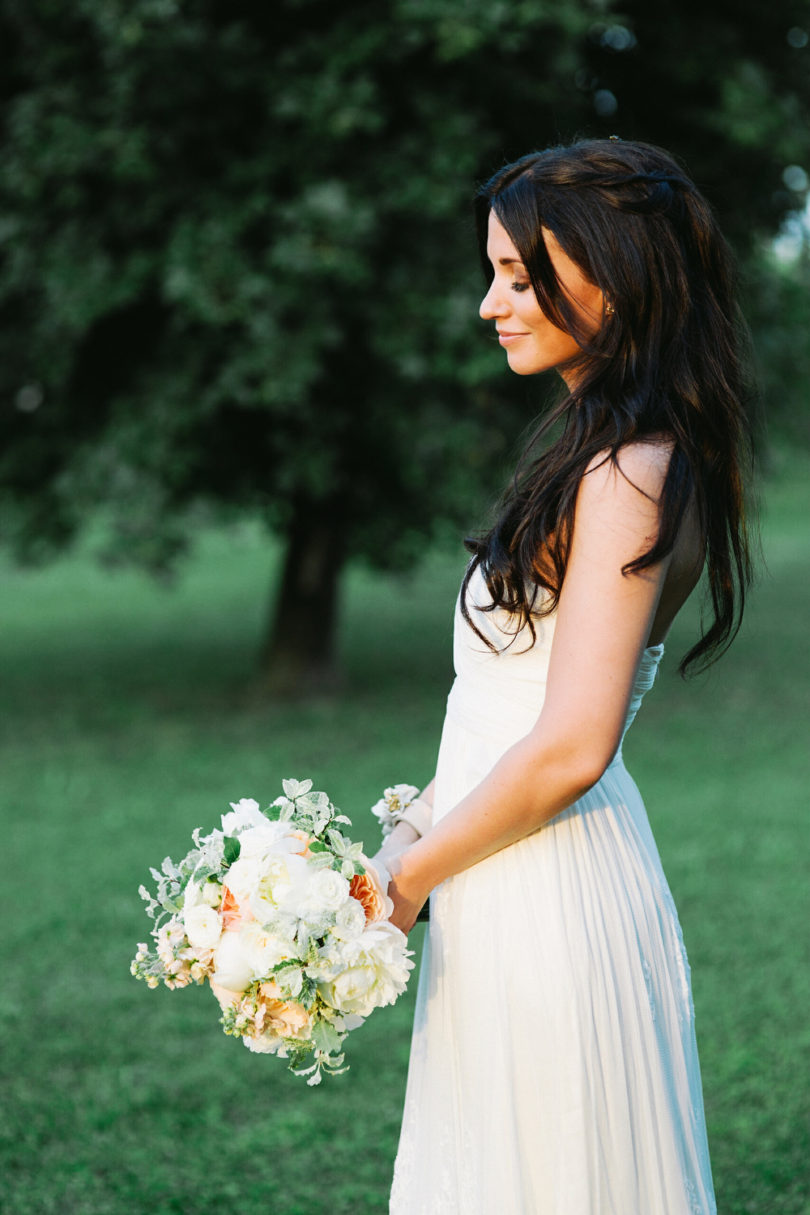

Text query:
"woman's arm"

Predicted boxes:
[[388, 443, 676, 932]]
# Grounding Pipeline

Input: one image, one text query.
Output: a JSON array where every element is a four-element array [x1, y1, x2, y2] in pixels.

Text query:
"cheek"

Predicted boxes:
[[515, 296, 546, 331]]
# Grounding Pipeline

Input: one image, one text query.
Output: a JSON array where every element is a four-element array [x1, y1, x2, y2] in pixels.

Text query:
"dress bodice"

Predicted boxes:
[[446, 565, 663, 757]]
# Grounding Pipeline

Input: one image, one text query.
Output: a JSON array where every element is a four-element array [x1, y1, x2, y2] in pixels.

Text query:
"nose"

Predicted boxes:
[[479, 278, 508, 321]]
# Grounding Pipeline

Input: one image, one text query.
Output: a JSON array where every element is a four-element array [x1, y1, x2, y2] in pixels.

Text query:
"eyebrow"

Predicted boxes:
[[497, 257, 526, 267]]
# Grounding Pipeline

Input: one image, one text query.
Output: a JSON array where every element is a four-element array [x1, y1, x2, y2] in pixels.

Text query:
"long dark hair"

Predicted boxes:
[[462, 138, 755, 675]]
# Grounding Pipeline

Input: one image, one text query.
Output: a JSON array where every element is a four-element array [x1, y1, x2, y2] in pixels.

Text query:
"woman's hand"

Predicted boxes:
[[386, 850, 431, 935]]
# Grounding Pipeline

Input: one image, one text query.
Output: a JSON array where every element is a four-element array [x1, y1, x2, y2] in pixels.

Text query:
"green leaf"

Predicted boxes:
[[312, 1018, 343, 1058], [223, 836, 241, 866], [298, 975, 318, 1009]]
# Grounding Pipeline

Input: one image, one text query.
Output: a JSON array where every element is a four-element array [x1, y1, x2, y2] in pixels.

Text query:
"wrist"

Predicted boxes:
[[376, 820, 420, 859], [396, 795, 433, 838], [389, 840, 433, 904]]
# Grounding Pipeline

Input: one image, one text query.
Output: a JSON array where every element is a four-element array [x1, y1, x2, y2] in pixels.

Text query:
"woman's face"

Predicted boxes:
[[479, 211, 604, 378]]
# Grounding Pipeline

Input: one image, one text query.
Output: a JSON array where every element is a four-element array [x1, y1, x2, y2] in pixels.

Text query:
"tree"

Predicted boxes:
[[1, 0, 807, 686]]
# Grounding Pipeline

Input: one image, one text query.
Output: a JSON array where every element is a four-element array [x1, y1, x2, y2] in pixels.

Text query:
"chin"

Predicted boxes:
[[506, 354, 554, 376]]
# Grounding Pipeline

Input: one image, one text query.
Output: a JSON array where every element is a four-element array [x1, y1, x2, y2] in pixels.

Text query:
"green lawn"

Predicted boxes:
[[2, 456, 808, 1214]]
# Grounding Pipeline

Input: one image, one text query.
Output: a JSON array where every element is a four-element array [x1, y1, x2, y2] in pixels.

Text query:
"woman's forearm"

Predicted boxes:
[[393, 734, 597, 900]]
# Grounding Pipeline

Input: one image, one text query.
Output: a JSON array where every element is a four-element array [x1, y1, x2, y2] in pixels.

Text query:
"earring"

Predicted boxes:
[[605, 301, 615, 315]]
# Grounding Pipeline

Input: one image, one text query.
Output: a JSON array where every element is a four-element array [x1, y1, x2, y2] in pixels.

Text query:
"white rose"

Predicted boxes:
[[332, 899, 367, 941], [211, 929, 255, 992], [293, 868, 350, 921], [183, 902, 223, 952]]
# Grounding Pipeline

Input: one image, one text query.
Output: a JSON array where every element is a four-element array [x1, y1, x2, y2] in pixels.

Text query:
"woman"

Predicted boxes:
[[377, 139, 754, 1214]]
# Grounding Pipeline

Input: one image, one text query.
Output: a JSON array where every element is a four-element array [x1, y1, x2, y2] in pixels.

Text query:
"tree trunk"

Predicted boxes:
[[260, 503, 345, 694]]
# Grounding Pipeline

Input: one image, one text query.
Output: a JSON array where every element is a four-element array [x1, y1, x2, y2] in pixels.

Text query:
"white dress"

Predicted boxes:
[[390, 569, 716, 1215]]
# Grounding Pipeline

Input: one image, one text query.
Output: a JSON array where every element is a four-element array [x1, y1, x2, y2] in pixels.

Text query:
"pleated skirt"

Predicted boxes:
[[390, 707, 716, 1215]]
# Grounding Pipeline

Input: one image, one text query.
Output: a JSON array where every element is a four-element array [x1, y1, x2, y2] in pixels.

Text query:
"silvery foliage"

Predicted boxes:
[[271, 778, 364, 880]]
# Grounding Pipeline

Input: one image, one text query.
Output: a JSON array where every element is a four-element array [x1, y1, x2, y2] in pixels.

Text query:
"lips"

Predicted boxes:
[[497, 331, 528, 346]]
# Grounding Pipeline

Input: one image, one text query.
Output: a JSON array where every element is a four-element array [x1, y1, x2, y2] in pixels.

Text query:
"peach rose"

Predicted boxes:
[[209, 979, 241, 1012], [349, 864, 394, 924], [255, 981, 312, 1040], [220, 884, 249, 931]]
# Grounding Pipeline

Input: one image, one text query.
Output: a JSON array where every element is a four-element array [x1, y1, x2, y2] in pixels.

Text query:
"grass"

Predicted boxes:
[[2, 453, 808, 1215]]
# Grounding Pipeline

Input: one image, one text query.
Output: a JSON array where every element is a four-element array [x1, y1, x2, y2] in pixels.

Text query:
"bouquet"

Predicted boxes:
[[131, 779, 414, 1084]]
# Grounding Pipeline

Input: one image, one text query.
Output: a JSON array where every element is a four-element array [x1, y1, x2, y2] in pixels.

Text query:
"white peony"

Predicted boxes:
[[240, 921, 298, 979], [211, 929, 255, 992], [318, 921, 414, 1017], [237, 819, 294, 861], [221, 798, 266, 836], [249, 852, 310, 923]]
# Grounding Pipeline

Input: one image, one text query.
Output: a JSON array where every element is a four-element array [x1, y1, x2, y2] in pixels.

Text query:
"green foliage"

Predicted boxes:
[[744, 249, 810, 449], [0, 0, 588, 570], [223, 834, 241, 866], [578, 0, 810, 250], [1, 0, 807, 584]]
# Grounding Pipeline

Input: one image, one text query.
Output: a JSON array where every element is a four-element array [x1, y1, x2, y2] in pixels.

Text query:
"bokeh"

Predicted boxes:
[[2, 3, 808, 1212]]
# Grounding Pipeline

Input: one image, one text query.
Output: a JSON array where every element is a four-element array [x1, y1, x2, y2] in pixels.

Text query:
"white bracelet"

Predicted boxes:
[[395, 797, 433, 839]]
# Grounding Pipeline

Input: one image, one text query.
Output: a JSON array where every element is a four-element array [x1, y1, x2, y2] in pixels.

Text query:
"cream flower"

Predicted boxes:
[[184, 902, 223, 952], [201, 880, 222, 908], [240, 920, 298, 978], [290, 867, 350, 924], [332, 899, 367, 942], [318, 921, 414, 1017], [250, 852, 311, 923], [211, 928, 254, 992], [221, 855, 263, 907], [237, 819, 295, 861]]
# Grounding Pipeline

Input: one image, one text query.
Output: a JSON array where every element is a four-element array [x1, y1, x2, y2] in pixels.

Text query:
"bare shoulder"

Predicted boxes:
[[583, 436, 674, 505]]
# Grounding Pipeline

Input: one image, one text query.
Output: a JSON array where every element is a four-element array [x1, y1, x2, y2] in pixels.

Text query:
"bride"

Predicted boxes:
[[375, 139, 754, 1214]]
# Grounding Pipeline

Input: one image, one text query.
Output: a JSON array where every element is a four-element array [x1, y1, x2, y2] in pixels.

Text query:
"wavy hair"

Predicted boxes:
[[462, 138, 756, 675]]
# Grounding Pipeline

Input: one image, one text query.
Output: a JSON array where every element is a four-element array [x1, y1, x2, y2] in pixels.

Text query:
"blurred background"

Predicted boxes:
[[2, 2, 808, 1212]]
